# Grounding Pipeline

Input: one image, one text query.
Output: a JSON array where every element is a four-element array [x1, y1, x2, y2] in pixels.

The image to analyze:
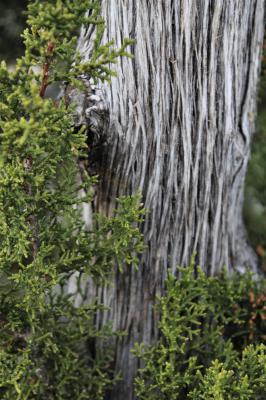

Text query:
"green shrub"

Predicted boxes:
[[189, 345, 266, 400], [244, 38, 266, 272], [134, 264, 266, 400], [0, 1, 143, 398]]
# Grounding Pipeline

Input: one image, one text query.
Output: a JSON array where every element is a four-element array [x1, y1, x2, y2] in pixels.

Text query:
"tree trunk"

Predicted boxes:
[[76, 1, 264, 399]]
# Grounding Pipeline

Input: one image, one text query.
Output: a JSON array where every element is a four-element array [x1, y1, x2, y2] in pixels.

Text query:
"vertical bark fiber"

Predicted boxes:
[[77, 1, 264, 398]]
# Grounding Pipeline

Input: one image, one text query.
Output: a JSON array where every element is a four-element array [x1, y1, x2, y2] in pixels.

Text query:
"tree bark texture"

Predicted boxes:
[[76, 1, 265, 399]]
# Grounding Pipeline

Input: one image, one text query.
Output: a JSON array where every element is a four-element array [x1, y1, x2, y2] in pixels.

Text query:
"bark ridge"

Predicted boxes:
[[77, 1, 264, 398]]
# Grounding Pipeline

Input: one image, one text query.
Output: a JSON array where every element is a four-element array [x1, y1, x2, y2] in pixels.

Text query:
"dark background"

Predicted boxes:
[[0, 0, 27, 62]]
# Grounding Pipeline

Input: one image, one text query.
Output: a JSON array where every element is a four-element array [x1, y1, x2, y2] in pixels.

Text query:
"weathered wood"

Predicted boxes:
[[76, 1, 265, 398]]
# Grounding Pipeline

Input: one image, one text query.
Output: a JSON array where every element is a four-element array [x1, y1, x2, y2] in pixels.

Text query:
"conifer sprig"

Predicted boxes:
[[0, 1, 143, 398]]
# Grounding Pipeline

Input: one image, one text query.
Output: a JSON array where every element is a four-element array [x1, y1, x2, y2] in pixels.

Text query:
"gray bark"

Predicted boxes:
[[76, 1, 264, 399]]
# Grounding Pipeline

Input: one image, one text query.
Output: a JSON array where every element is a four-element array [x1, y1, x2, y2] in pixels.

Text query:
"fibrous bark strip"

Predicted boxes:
[[77, 1, 264, 398]]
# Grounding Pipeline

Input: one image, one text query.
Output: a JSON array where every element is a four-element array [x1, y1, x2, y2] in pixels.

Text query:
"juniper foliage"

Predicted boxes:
[[134, 265, 266, 400], [0, 1, 143, 399]]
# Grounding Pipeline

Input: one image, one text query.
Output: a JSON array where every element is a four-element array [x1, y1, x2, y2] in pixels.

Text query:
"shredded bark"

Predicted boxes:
[[76, 1, 265, 398]]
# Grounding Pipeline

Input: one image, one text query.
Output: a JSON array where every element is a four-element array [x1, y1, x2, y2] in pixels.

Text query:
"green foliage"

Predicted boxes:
[[0, 0, 143, 398], [0, 293, 119, 399], [134, 265, 266, 400], [244, 107, 266, 270], [190, 345, 266, 400], [244, 39, 266, 271], [22, 0, 133, 86]]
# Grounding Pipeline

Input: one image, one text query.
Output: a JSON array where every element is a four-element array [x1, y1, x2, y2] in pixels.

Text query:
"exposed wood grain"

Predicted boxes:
[[76, 1, 265, 398]]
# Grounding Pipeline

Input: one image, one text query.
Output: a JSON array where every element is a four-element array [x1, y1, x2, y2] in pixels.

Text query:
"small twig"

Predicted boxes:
[[39, 41, 54, 98], [23, 42, 55, 261]]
